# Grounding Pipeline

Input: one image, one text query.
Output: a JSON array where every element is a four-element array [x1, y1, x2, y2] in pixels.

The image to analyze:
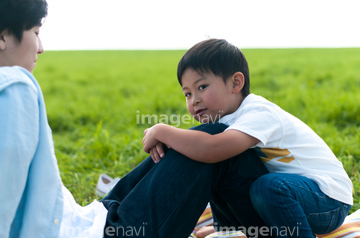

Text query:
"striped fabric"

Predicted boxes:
[[194, 204, 214, 230], [204, 231, 246, 238], [190, 205, 360, 238], [190, 204, 214, 237], [316, 209, 360, 238]]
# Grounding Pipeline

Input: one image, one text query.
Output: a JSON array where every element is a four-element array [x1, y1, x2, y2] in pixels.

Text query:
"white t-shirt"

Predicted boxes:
[[59, 185, 108, 238], [219, 94, 353, 205]]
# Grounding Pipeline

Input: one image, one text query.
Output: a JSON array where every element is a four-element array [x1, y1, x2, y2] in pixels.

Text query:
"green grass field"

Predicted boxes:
[[34, 48, 360, 211]]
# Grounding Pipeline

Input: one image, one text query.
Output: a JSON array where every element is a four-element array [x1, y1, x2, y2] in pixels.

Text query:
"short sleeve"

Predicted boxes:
[[226, 105, 283, 147]]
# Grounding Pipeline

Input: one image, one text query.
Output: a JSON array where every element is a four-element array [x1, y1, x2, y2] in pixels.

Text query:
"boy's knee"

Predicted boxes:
[[190, 123, 228, 135], [250, 173, 290, 207]]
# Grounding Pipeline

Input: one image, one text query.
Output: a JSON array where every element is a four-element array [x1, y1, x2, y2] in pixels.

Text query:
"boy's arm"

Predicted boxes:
[[143, 123, 259, 163], [0, 82, 39, 235]]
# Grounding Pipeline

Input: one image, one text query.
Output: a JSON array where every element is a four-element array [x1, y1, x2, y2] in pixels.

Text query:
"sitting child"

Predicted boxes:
[[143, 38, 353, 237]]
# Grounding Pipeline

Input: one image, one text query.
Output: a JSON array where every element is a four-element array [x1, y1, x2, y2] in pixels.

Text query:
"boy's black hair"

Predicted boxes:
[[0, 0, 48, 42], [177, 38, 250, 97]]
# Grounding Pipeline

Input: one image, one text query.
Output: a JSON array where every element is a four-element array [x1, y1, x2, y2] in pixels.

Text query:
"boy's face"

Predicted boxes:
[[181, 68, 241, 124], [0, 25, 44, 73]]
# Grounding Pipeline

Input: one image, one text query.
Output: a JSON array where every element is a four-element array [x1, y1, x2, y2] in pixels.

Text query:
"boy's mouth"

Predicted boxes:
[[195, 108, 207, 116]]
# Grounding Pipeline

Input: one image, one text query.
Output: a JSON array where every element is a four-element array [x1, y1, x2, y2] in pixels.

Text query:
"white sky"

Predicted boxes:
[[41, 0, 360, 50]]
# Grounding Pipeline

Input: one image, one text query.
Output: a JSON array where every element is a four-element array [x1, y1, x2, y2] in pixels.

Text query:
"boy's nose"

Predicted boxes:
[[37, 38, 44, 54], [192, 96, 201, 106]]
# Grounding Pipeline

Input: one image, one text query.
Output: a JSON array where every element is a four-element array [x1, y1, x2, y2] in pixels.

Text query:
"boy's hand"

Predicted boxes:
[[149, 142, 165, 163], [143, 126, 160, 153], [143, 124, 170, 163], [196, 226, 216, 238], [142, 124, 168, 153]]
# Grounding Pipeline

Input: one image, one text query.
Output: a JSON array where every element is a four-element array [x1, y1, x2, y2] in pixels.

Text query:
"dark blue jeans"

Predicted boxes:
[[101, 123, 270, 238], [250, 173, 351, 238]]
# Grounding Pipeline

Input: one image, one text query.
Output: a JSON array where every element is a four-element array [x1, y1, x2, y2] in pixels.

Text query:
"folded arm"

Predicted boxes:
[[143, 123, 259, 163]]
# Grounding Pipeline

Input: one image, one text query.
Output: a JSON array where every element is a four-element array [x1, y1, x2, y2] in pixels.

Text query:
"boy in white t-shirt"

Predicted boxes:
[[143, 38, 353, 237]]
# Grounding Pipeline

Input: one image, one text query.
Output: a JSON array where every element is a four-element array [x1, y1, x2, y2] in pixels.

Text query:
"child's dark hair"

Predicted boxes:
[[0, 0, 48, 42], [177, 38, 250, 97]]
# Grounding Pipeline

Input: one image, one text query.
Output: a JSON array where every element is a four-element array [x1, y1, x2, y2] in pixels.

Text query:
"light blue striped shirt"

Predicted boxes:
[[0, 66, 63, 238]]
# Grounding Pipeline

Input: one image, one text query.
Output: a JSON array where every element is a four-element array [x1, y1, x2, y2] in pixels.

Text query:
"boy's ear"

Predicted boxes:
[[0, 30, 8, 51], [231, 72, 245, 94]]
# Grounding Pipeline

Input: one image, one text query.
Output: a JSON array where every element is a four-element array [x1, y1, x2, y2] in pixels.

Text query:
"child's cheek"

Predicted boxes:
[[186, 103, 194, 115]]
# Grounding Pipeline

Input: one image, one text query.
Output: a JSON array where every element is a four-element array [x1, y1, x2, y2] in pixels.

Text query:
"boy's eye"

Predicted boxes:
[[199, 85, 207, 90], [33, 26, 41, 35], [184, 92, 191, 98]]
